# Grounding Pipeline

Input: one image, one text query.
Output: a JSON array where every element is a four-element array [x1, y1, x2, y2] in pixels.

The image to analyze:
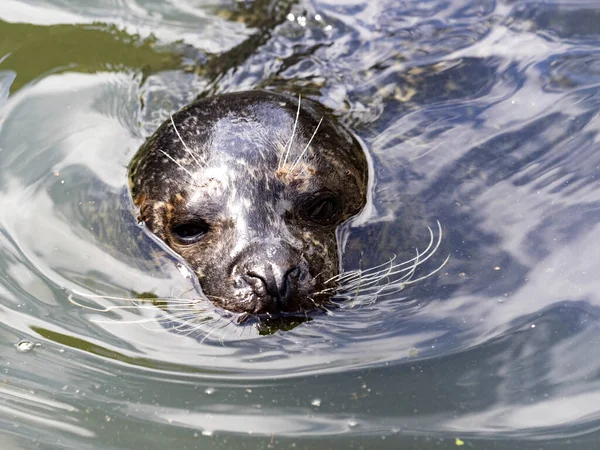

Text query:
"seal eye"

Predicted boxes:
[[303, 195, 341, 225], [171, 220, 209, 244]]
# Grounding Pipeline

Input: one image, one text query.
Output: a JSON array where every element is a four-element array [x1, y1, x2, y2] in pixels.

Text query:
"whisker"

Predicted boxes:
[[70, 291, 200, 307], [68, 294, 149, 312], [335, 221, 446, 302], [312, 286, 338, 296], [91, 316, 163, 325], [71, 290, 157, 302], [159, 149, 197, 181], [142, 314, 197, 332], [357, 252, 450, 297], [401, 253, 450, 286], [288, 117, 323, 175], [325, 254, 398, 284], [280, 94, 301, 170], [382, 221, 443, 277], [349, 268, 364, 307], [344, 221, 443, 290], [199, 318, 233, 344], [170, 114, 202, 168], [311, 298, 335, 316], [156, 311, 211, 334], [332, 228, 434, 286]]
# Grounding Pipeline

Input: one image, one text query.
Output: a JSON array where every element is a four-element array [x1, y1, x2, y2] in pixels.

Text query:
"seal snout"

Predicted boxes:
[[235, 243, 311, 313]]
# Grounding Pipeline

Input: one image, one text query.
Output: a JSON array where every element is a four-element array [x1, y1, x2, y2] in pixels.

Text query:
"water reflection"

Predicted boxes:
[[1, 0, 600, 448]]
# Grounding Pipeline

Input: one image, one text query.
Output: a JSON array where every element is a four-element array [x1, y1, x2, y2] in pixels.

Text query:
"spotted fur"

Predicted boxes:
[[129, 90, 368, 314]]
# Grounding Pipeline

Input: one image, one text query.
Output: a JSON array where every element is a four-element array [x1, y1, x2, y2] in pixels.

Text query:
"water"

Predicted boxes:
[[1, 0, 600, 448]]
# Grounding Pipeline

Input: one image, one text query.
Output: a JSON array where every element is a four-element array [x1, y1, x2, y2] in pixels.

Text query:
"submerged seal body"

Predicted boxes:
[[128, 90, 368, 315]]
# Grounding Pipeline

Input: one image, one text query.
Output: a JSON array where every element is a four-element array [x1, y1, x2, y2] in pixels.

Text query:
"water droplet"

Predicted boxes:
[[16, 341, 35, 353], [176, 263, 193, 280]]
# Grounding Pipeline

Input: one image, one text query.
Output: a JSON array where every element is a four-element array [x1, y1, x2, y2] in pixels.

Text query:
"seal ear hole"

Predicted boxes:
[[301, 194, 342, 226], [171, 220, 210, 244]]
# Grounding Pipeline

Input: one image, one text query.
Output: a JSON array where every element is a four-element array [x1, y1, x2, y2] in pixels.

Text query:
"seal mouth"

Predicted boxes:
[[207, 288, 331, 316]]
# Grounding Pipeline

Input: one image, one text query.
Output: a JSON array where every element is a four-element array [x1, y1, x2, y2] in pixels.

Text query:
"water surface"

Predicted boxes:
[[1, 0, 600, 448]]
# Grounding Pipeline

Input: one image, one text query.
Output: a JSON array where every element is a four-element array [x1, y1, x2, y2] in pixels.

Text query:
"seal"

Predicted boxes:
[[128, 90, 368, 315]]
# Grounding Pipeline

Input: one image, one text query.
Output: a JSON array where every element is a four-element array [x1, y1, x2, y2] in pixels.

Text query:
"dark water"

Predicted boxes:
[[2, 0, 600, 448]]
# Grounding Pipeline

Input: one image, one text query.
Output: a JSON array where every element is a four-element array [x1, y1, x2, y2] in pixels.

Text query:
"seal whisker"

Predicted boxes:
[[309, 297, 335, 316], [295, 164, 309, 177], [343, 221, 443, 289], [140, 318, 189, 333], [178, 320, 209, 337], [159, 149, 198, 182], [215, 319, 239, 345], [152, 309, 203, 325], [161, 312, 212, 334], [199, 318, 233, 344], [157, 305, 199, 311], [312, 287, 338, 296], [336, 221, 445, 299], [331, 237, 430, 286], [344, 256, 419, 291], [347, 253, 401, 289], [141, 314, 195, 333], [289, 116, 323, 176], [69, 291, 201, 308], [324, 255, 398, 284], [170, 114, 203, 168], [361, 224, 435, 276], [336, 221, 438, 286], [70, 290, 165, 303], [280, 94, 302, 171], [379, 222, 442, 279], [362, 254, 450, 297], [399, 253, 450, 286], [68, 294, 157, 312], [159, 310, 206, 321], [90, 316, 166, 325], [216, 319, 238, 343]]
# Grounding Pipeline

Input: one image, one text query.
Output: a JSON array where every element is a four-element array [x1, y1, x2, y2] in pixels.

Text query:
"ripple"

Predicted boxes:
[[3, 0, 600, 447]]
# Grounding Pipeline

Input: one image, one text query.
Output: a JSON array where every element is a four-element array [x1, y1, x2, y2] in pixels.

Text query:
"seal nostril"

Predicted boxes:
[[285, 267, 300, 282], [245, 269, 275, 296], [245, 264, 302, 305]]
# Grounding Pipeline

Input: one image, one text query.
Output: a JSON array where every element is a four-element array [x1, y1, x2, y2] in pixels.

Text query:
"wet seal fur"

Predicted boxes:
[[128, 90, 368, 316]]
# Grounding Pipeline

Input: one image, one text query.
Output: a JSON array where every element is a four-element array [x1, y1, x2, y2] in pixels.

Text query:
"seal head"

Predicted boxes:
[[129, 90, 368, 315]]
